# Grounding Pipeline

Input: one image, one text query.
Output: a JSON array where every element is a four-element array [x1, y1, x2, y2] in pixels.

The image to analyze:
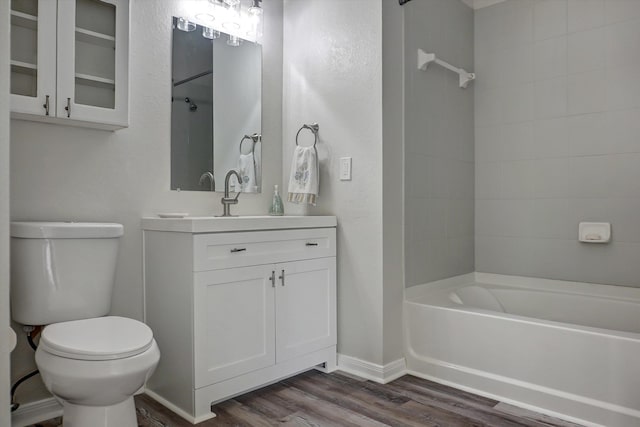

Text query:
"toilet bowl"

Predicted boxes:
[[36, 316, 160, 427]]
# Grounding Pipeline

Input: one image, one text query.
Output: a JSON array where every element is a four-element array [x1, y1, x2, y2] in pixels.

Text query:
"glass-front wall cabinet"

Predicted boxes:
[[10, 0, 129, 130]]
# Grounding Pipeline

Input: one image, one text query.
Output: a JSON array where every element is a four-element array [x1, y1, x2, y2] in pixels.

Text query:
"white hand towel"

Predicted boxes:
[[236, 153, 257, 193], [288, 146, 319, 205]]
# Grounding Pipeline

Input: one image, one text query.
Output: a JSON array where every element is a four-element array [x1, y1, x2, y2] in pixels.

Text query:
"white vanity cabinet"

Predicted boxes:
[[142, 217, 337, 424], [10, 0, 129, 130]]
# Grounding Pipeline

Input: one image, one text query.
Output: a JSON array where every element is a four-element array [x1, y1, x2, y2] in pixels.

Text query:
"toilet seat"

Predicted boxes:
[[40, 316, 154, 361]]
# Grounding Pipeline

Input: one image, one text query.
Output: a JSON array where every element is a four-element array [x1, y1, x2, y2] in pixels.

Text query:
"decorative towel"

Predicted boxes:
[[288, 146, 319, 205], [254, 142, 262, 190], [236, 153, 257, 193]]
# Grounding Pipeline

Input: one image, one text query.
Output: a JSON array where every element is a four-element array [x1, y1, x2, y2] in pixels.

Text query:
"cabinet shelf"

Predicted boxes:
[[11, 60, 38, 73], [75, 73, 115, 88], [75, 27, 115, 48], [11, 10, 38, 30]]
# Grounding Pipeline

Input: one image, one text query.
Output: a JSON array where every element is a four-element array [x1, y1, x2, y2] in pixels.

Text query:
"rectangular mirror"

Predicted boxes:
[[171, 16, 262, 193]]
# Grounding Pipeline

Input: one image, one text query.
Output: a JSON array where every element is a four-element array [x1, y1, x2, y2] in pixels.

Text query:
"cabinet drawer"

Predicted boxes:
[[193, 228, 336, 271]]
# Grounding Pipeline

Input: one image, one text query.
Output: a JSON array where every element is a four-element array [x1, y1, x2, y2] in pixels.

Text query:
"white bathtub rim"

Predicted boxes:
[[404, 347, 640, 427], [475, 272, 640, 301], [407, 272, 640, 302], [406, 272, 640, 337], [406, 299, 640, 341], [405, 273, 476, 300]]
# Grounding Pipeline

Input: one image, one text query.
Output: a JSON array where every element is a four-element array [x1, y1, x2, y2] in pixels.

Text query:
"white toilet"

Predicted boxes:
[[10, 222, 160, 427]]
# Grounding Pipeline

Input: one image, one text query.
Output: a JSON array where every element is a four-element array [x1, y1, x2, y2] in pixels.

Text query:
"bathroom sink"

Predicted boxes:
[[141, 215, 337, 233]]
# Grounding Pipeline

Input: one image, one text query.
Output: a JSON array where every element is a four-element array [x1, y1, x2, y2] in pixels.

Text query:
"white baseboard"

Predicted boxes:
[[144, 389, 216, 425], [11, 397, 62, 427], [337, 354, 407, 384]]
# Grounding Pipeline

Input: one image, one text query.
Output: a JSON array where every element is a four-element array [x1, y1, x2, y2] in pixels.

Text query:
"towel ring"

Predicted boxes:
[[239, 133, 260, 154], [295, 123, 319, 148]]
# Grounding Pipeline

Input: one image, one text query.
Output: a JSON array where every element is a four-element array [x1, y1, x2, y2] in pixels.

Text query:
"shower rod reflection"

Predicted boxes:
[[173, 70, 213, 87]]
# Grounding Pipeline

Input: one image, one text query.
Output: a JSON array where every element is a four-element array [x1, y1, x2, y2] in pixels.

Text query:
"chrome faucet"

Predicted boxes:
[[219, 170, 242, 217], [199, 171, 215, 191]]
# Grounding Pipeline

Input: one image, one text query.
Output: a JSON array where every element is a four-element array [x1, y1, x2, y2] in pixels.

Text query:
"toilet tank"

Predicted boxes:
[[10, 222, 124, 326]]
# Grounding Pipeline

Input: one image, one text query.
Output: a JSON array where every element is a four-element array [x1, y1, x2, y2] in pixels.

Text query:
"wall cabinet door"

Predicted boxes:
[[275, 258, 337, 363], [10, 0, 129, 129], [57, 0, 129, 127], [194, 265, 276, 388], [9, 0, 57, 116]]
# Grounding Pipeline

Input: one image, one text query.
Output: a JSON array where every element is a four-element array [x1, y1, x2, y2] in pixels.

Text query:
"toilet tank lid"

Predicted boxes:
[[11, 222, 124, 239]]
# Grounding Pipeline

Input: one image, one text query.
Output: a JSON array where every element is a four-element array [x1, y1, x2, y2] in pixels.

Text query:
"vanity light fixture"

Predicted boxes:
[[222, 21, 241, 31], [176, 17, 196, 32], [202, 27, 220, 39], [193, 0, 263, 44]]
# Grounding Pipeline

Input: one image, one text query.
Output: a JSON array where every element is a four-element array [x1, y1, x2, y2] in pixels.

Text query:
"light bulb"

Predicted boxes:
[[248, 0, 263, 19], [227, 35, 242, 47], [202, 27, 220, 39], [176, 17, 196, 32]]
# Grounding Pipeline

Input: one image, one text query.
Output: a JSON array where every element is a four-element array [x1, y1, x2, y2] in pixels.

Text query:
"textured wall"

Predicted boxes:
[[9, 0, 283, 406], [475, 0, 640, 286], [282, 0, 385, 364], [404, 0, 475, 288]]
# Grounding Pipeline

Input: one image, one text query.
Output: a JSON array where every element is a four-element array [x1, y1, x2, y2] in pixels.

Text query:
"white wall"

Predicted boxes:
[[283, 0, 385, 364], [475, 0, 640, 286], [9, 0, 283, 405], [1, 1, 11, 424]]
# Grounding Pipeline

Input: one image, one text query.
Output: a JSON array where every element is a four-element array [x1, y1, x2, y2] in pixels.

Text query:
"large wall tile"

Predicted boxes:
[[534, 77, 567, 119], [568, 27, 606, 74], [568, 0, 605, 33], [534, 0, 568, 41], [534, 36, 567, 81]]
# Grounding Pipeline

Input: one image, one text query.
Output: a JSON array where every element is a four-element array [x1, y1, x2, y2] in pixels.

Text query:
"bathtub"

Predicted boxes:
[[404, 273, 640, 427]]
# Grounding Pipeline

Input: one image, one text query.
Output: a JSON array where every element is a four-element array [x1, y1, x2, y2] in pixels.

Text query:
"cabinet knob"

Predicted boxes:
[[278, 269, 285, 286], [305, 242, 319, 247], [269, 271, 275, 287], [230, 248, 246, 253], [64, 98, 71, 118]]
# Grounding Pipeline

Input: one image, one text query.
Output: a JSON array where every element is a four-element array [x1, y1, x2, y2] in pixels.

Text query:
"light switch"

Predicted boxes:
[[340, 157, 352, 180]]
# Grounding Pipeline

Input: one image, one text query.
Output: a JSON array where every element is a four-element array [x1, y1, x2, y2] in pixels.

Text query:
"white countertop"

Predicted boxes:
[[141, 215, 337, 233]]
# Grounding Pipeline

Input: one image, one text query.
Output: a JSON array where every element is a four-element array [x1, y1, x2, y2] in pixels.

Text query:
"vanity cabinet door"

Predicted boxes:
[[9, 0, 57, 116], [194, 265, 276, 388], [275, 258, 337, 363], [56, 0, 129, 128]]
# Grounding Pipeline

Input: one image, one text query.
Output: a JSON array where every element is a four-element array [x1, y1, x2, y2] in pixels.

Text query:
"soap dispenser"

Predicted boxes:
[[269, 185, 284, 216]]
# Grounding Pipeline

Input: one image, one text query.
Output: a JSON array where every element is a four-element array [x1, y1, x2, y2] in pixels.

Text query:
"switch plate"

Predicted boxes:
[[340, 157, 352, 180]]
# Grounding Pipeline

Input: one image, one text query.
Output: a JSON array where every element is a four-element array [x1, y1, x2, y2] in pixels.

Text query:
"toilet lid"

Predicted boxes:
[[40, 316, 154, 361]]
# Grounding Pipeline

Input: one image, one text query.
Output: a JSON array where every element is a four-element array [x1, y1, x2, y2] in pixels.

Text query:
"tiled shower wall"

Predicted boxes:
[[404, 0, 475, 287], [475, 0, 640, 286]]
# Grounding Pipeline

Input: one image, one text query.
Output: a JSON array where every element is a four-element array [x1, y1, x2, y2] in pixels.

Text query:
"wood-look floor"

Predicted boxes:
[[29, 370, 583, 427]]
